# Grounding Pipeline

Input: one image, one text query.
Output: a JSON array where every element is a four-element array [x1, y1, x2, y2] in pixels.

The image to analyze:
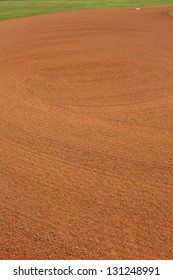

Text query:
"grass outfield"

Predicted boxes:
[[0, 0, 172, 20]]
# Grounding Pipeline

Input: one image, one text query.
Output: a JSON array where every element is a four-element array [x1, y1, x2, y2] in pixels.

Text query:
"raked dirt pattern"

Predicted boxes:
[[0, 6, 173, 259]]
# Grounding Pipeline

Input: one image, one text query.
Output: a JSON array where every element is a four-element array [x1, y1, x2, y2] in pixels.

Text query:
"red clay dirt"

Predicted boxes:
[[0, 6, 173, 260]]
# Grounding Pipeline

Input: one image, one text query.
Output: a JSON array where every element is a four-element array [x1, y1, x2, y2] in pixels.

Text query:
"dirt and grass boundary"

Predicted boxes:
[[0, 0, 173, 20]]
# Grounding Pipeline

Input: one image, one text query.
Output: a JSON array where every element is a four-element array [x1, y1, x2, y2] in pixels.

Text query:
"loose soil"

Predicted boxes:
[[0, 6, 173, 259]]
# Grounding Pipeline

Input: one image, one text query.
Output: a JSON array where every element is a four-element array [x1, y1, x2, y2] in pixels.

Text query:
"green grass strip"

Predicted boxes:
[[0, 0, 173, 20]]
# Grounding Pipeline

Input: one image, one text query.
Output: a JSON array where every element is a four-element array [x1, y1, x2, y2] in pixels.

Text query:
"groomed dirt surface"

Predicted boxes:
[[0, 6, 173, 260]]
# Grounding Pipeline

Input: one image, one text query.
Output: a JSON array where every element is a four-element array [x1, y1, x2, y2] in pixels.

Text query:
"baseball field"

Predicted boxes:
[[0, 1, 173, 260]]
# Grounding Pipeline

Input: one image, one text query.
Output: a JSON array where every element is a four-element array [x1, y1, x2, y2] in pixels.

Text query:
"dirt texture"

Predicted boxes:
[[0, 6, 173, 260]]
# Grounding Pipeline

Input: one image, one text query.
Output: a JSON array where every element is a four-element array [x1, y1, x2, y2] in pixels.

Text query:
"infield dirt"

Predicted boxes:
[[0, 6, 173, 259]]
